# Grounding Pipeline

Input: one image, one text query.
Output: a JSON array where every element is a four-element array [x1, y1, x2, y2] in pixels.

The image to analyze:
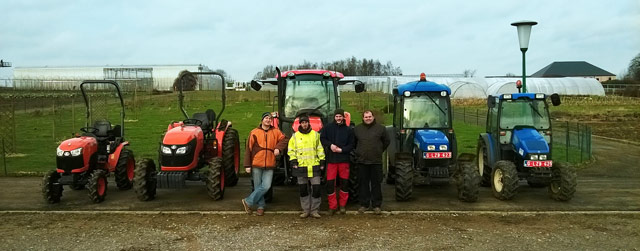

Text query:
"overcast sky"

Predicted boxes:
[[1, 0, 639, 81]]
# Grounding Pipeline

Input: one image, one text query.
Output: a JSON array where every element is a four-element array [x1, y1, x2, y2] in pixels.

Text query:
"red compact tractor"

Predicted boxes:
[[134, 71, 240, 201], [42, 80, 135, 203]]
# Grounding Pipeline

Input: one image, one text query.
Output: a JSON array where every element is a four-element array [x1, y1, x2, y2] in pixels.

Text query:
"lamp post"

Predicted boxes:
[[511, 20, 537, 93]]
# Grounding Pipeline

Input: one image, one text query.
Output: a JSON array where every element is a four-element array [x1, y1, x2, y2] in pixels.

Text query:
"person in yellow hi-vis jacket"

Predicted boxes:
[[288, 114, 326, 219]]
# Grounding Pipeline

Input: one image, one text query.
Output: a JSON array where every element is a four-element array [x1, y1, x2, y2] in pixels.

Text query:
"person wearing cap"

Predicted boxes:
[[288, 114, 325, 219], [242, 112, 288, 216], [320, 108, 355, 215]]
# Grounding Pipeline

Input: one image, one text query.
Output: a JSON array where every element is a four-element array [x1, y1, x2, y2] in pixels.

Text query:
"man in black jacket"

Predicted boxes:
[[320, 109, 355, 215], [353, 110, 390, 215]]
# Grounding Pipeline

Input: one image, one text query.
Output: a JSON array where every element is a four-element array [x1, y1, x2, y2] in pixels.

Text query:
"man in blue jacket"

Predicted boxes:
[[320, 109, 355, 215]]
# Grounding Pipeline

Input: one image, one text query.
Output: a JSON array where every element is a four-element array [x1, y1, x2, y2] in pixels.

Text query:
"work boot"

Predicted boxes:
[[311, 212, 321, 219], [328, 209, 336, 216], [256, 209, 264, 216], [358, 206, 367, 214], [241, 199, 252, 214], [373, 207, 382, 215], [299, 212, 309, 218], [339, 207, 346, 214]]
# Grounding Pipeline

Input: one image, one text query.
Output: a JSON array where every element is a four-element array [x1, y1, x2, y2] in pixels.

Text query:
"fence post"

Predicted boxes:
[[578, 123, 583, 162], [463, 107, 466, 123], [3, 138, 6, 176], [52, 98, 56, 142], [565, 121, 569, 162], [476, 109, 479, 126]]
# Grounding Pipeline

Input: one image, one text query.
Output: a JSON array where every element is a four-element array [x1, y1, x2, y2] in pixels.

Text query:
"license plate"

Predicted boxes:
[[524, 160, 553, 167], [423, 152, 452, 159]]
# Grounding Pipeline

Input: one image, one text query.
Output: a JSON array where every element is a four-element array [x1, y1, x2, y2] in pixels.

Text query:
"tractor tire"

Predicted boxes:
[[526, 177, 549, 188], [134, 158, 157, 201], [456, 162, 480, 202], [347, 163, 359, 203], [549, 162, 577, 201], [70, 173, 84, 190], [491, 160, 519, 200], [394, 157, 413, 201], [115, 149, 135, 190], [477, 140, 491, 187], [205, 157, 224, 201], [221, 128, 240, 187], [386, 165, 396, 185], [87, 169, 108, 203], [42, 170, 63, 204]]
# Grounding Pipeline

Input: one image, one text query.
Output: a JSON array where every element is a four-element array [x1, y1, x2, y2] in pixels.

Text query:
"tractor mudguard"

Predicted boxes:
[[479, 133, 498, 168], [108, 141, 130, 171]]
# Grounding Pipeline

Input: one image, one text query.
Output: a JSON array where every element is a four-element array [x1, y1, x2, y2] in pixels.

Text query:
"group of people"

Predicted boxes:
[[241, 109, 390, 218]]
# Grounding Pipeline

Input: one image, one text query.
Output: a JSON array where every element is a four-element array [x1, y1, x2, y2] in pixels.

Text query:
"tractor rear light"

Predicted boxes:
[[499, 131, 506, 136], [403, 91, 411, 97], [176, 146, 188, 154], [530, 155, 539, 160], [439, 145, 448, 151], [161, 146, 172, 154], [70, 148, 82, 157], [56, 147, 64, 156], [535, 93, 545, 99], [539, 154, 547, 160], [428, 145, 436, 151], [503, 94, 512, 99], [448, 129, 454, 134]]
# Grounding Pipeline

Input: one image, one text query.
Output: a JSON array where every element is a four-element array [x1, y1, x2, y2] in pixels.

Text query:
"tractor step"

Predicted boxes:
[[157, 171, 187, 189]]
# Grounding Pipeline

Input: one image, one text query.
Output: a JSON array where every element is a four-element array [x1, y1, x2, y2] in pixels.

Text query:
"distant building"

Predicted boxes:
[[11, 64, 220, 91], [531, 61, 616, 83]]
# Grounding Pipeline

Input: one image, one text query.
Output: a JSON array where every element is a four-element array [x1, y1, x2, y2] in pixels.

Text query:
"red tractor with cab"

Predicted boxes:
[[134, 71, 240, 201], [42, 80, 135, 203]]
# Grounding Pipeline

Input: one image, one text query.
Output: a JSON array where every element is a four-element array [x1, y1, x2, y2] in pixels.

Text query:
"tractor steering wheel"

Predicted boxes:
[[183, 118, 203, 126], [80, 127, 99, 134]]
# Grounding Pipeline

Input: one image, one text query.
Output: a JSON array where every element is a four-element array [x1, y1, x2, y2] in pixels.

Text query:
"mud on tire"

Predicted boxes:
[[456, 162, 480, 202], [134, 158, 157, 201], [549, 162, 577, 201], [115, 149, 135, 190], [394, 156, 413, 201], [221, 128, 240, 187], [206, 157, 224, 200], [42, 170, 63, 204], [87, 169, 108, 203], [492, 160, 519, 200]]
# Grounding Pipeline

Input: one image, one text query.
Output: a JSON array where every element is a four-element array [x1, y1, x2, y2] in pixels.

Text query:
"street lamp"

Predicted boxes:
[[511, 20, 537, 93]]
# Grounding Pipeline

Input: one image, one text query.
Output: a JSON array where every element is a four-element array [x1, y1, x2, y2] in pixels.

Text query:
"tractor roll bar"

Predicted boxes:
[[80, 80, 125, 138], [177, 71, 226, 127]]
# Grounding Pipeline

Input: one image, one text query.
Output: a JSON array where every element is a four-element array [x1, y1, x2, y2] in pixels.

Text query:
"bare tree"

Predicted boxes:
[[463, 69, 477, 77]]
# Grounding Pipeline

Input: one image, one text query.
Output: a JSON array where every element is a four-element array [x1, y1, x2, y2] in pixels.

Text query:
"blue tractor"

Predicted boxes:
[[386, 74, 479, 202], [477, 93, 577, 201]]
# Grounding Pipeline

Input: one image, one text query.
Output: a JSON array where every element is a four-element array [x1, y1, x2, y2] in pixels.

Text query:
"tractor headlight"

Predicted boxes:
[[503, 94, 512, 99], [56, 147, 64, 157], [539, 155, 547, 160], [176, 146, 188, 154], [535, 93, 545, 99], [70, 148, 82, 157], [530, 155, 539, 160], [427, 145, 436, 151], [439, 145, 448, 151], [161, 146, 172, 154]]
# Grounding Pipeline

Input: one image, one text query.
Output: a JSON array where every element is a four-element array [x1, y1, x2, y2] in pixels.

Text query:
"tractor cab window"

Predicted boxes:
[[499, 99, 550, 129], [283, 75, 337, 118], [402, 93, 450, 128]]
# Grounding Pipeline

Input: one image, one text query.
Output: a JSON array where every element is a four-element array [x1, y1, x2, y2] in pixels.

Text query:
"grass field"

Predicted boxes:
[[0, 90, 620, 175]]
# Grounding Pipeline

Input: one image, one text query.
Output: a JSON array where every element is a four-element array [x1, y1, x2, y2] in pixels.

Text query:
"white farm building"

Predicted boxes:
[[11, 64, 222, 91]]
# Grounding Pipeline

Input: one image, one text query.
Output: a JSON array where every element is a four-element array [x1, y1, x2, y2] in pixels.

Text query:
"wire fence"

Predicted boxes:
[[453, 107, 593, 163]]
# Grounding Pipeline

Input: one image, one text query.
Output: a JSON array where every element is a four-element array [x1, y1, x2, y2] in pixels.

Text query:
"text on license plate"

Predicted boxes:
[[524, 160, 553, 167], [423, 152, 452, 159]]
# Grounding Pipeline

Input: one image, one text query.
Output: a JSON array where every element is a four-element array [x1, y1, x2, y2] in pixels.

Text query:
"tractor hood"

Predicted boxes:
[[512, 128, 549, 157], [414, 129, 449, 151], [58, 136, 97, 151], [163, 126, 202, 145]]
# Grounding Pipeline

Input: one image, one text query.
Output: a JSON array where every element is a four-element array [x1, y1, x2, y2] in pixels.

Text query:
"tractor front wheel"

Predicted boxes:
[[492, 160, 518, 200], [394, 156, 413, 201], [456, 162, 480, 202], [221, 128, 240, 187], [549, 162, 577, 201], [115, 149, 135, 190], [134, 158, 157, 201], [87, 169, 108, 203], [42, 170, 63, 204], [205, 157, 224, 200]]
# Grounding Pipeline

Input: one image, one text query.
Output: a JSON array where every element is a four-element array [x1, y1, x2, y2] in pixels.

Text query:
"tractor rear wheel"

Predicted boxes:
[[87, 169, 108, 203], [115, 149, 135, 190], [477, 140, 491, 187], [549, 162, 577, 201], [221, 128, 240, 187], [492, 160, 518, 200], [394, 156, 413, 201], [456, 162, 480, 202], [386, 165, 396, 185], [205, 157, 224, 200], [347, 163, 359, 203], [134, 158, 157, 201], [42, 170, 63, 204]]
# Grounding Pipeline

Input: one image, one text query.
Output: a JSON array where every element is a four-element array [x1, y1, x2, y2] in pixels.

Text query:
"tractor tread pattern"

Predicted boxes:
[[206, 157, 224, 201], [395, 157, 413, 201], [134, 158, 157, 201], [492, 160, 519, 200], [87, 169, 108, 203], [221, 128, 239, 187], [115, 149, 134, 190], [42, 170, 62, 204], [549, 162, 577, 201], [477, 140, 491, 187], [456, 162, 480, 202], [347, 163, 359, 203]]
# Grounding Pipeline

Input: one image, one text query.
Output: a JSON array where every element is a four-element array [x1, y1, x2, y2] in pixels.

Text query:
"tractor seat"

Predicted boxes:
[[93, 120, 112, 141], [191, 109, 216, 131]]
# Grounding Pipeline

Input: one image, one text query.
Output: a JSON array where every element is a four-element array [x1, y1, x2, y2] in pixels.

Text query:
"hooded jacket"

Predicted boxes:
[[244, 124, 288, 169]]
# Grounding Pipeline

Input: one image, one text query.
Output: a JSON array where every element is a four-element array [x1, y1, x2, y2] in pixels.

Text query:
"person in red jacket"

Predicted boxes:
[[241, 112, 288, 216], [320, 109, 355, 215]]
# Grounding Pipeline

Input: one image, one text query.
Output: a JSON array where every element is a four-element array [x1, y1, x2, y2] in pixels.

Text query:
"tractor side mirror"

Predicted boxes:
[[250, 80, 262, 91], [354, 80, 366, 93], [550, 93, 561, 106], [487, 95, 496, 108]]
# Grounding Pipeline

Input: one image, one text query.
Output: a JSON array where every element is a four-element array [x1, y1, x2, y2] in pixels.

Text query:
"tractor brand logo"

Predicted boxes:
[[519, 148, 524, 156], [423, 152, 452, 159], [171, 145, 177, 150]]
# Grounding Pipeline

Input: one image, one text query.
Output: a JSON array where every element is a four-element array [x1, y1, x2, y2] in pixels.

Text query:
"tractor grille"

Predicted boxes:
[[160, 152, 195, 167], [56, 155, 84, 174]]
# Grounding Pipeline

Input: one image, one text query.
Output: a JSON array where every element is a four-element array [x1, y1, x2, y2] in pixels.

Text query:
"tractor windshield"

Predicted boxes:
[[403, 93, 450, 128], [499, 99, 551, 129], [283, 75, 337, 118]]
